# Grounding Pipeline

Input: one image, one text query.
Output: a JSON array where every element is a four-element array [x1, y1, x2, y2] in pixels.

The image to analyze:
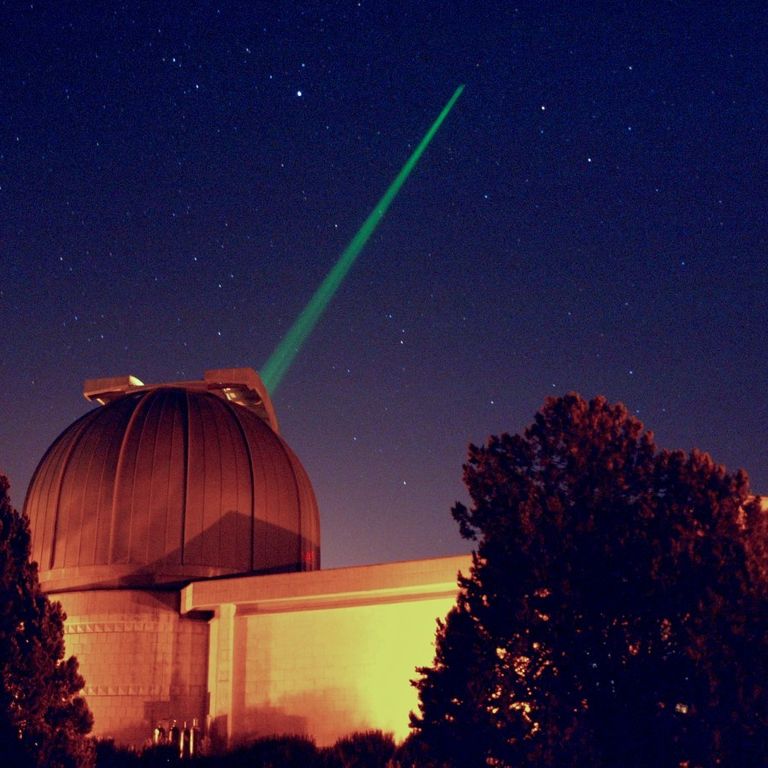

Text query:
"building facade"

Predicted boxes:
[[24, 369, 467, 747]]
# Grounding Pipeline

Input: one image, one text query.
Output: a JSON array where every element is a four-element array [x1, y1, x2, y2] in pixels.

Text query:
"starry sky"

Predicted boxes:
[[1, 3, 766, 568]]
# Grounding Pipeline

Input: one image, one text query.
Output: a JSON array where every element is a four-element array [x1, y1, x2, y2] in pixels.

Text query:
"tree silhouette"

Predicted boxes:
[[0, 475, 93, 767], [411, 394, 768, 767]]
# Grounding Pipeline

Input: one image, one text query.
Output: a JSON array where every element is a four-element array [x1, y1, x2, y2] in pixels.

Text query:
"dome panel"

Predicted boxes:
[[238, 405, 306, 572], [214, 396, 255, 570], [183, 390, 253, 571], [54, 404, 116, 568], [25, 371, 320, 591], [144, 391, 186, 567], [111, 392, 151, 565]]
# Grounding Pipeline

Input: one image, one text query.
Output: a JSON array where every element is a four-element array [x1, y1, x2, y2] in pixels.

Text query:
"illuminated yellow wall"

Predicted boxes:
[[184, 555, 469, 747], [233, 596, 454, 745]]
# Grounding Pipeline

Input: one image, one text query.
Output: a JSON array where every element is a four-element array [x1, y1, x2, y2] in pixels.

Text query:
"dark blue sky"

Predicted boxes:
[[2, 2, 766, 567]]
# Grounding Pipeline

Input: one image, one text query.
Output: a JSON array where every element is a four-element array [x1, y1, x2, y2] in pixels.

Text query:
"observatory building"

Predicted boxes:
[[24, 368, 467, 747]]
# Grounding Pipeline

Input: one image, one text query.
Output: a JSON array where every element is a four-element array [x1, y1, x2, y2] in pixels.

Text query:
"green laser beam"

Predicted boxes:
[[261, 85, 465, 394]]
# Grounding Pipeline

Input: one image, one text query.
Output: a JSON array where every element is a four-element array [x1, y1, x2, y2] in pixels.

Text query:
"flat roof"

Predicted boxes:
[[180, 554, 471, 615]]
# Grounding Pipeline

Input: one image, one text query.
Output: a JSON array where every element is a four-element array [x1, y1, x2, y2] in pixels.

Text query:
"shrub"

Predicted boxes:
[[330, 730, 396, 768], [223, 734, 320, 768]]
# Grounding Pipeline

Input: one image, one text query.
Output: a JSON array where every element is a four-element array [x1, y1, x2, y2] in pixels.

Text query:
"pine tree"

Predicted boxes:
[[0, 475, 93, 768], [411, 394, 768, 767]]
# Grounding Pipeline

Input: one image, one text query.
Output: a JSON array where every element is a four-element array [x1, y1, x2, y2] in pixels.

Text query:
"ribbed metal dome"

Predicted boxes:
[[25, 370, 320, 591]]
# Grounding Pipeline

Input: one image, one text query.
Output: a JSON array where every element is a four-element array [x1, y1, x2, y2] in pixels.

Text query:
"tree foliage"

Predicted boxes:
[[411, 394, 768, 767], [0, 475, 94, 768], [330, 730, 396, 768]]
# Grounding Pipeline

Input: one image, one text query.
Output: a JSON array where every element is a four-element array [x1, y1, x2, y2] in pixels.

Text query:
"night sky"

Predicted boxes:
[[2, 3, 766, 568]]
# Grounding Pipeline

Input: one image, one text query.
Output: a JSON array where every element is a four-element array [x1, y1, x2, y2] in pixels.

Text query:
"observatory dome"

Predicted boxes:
[[25, 368, 320, 592]]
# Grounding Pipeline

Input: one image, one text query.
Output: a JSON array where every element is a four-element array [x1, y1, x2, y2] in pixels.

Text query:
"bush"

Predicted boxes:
[[222, 734, 321, 768], [93, 739, 141, 768], [391, 733, 431, 768], [329, 731, 396, 768], [95, 730, 406, 768]]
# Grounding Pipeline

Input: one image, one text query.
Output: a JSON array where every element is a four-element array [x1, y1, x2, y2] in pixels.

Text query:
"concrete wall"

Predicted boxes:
[[183, 554, 469, 747], [54, 555, 469, 749], [231, 594, 456, 746], [55, 589, 209, 746]]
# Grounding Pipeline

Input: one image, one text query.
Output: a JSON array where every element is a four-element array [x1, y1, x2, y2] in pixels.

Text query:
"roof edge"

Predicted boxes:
[[83, 367, 279, 432]]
